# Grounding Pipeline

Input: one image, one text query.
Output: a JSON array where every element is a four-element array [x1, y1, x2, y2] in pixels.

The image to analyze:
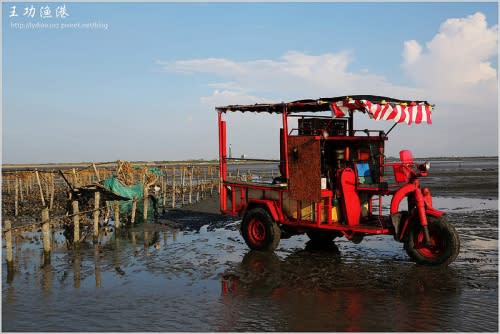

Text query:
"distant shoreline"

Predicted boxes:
[[2, 156, 497, 171]]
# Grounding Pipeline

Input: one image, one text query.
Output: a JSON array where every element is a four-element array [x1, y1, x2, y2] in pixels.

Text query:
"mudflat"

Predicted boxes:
[[2, 157, 498, 331]]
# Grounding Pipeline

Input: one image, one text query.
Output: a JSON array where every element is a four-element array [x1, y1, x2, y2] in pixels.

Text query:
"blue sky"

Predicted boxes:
[[3, 2, 498, 163]]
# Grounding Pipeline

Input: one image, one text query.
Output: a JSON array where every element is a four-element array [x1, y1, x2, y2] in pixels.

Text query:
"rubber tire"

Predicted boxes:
[[404, 215, 460, 266], [241, 208, 281, 251], [306, 230, 342, 244]]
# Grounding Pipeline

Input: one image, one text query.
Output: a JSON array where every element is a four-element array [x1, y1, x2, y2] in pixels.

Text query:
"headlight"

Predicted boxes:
[[418, 161, 431, 172]]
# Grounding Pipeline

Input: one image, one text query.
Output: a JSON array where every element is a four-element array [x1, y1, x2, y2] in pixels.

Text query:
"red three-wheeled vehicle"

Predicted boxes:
[[216, 95, 460, 265]]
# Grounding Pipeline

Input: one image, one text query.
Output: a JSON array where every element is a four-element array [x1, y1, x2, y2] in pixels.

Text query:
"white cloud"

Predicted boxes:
[[159, 12, 497, 156], [402, 12, 497, 104], [402, 40, 422, 64], [160, 50, 425, 103]]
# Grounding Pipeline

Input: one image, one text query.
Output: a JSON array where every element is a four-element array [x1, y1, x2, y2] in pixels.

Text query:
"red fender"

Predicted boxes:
[[398, 207, 446, 241], [425, 207, 445, 218], [390, 183, 417, 215], [246, 199, 283, 222]]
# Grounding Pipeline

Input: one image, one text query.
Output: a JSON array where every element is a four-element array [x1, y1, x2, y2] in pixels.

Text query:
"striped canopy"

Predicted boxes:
[[217, 95, 433, 125], [329, 98, 432, 125]]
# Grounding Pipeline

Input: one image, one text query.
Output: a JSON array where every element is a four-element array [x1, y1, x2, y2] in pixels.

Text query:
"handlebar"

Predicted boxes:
[[385, 161, 430, 183]]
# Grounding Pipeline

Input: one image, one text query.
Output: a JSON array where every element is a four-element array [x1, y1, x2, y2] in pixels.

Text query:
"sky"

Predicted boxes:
[[2, 1, 498, 163]]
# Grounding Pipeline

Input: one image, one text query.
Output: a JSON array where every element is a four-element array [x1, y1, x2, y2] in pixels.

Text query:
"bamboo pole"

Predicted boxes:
[[44, 174, 50, 203], [196, 183, 200, 203], [14, 178, 19, 217], [202, 168, 207, 200], [72, 168, 78, 188], [93, 191, 100, 242], [35, 170, 46, 207], [172, 167, 176, 208], [72, 200, 80, 245], [181, 167, 186, 205], [19, 177, 24, 202], [143, 185, 149, 222], [29, 173, 34, 193], [41, 208, 51, 265], [104, 201, 110, 223], [162, 173, 167, 207], [92, 163, 101, 182], [210, 167, 215, 197], [114, 201, 120, 229], [49, 173, 55, 210], [131, 198, 137, 224], [189, 167, 193, 204]]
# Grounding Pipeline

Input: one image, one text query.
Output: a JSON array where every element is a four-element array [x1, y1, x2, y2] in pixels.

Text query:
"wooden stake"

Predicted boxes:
[[44, 174, 50, 203], [35, 170, 46, 207], [143, 185, 149, 222], [189, 167, 193, 204], [14, 178, 19, 217], [92, 163, 101, 182], [162, 173, 167, 207], [72, 200, 80, 245], [29, 173, 34, 193], [181, 167, 186, 205], [19, 177, 24, 202], [210, 167, 215, 197], [114, 201, 120, 229], [172, 167, 177, 208], [41, 207, 51, 265], [104, 201, 110, 223], [93, 191, 100, 242], [49, 174, 55, 210], [196, 168, 200, 203], [72, 168, 78, 188], [131, 198, 137, 224]]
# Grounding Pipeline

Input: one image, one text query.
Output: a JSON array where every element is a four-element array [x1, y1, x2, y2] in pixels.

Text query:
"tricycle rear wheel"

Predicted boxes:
[[241, 207, 281, 251], [404, 215, 460, 265]]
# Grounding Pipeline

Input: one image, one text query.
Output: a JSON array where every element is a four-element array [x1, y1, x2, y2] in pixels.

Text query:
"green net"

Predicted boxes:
[[101, 175, 156, 221], [102, 176, 144, 200]]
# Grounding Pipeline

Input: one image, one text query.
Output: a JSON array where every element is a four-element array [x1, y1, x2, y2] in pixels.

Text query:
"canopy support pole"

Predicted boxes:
[[386, 122, 398, 137], [348, 111, 354, 136]]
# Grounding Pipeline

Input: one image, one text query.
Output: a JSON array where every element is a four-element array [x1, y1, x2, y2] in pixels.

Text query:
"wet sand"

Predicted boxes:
[[2, 158, 498, 331]]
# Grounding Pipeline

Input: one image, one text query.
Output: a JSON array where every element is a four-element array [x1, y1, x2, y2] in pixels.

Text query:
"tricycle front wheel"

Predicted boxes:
[[404, 215, 460, 266]]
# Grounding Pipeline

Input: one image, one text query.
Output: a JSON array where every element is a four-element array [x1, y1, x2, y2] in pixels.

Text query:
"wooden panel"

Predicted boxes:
[[287, 136, 321, 201]]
